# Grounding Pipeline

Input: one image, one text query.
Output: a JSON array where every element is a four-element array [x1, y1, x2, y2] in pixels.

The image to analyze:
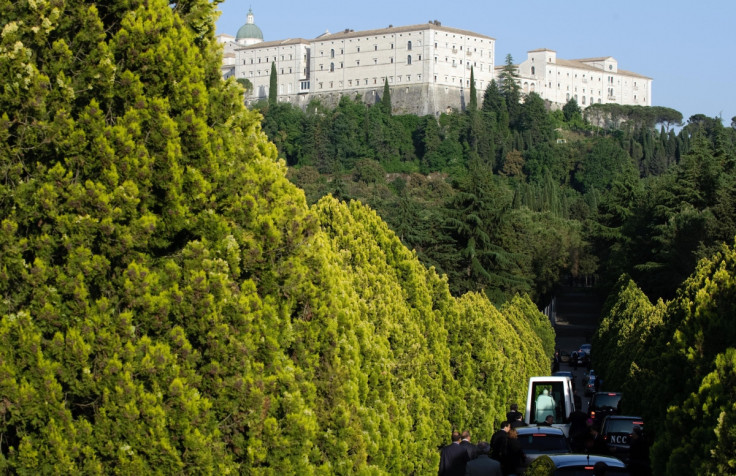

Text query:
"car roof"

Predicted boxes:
[[603, 415, 642, 421], [592, 391, 622, 396], [546, 453, 626, 468], [516, 425, 567, 436], [530, 376, 573, 382]]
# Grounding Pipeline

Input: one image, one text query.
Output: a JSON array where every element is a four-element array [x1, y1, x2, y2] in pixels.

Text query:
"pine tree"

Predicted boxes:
[[498, 54, 522, 126]]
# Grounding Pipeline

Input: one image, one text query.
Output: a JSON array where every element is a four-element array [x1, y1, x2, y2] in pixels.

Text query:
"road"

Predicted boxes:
[[552, 285, 604, 413]]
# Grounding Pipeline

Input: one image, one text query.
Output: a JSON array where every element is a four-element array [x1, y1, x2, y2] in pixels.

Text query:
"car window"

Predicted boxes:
[[530, 382, 567, 424], [518, 433, 570, 453], [591, 394, 621, 409], [604, 419, 643, 434]]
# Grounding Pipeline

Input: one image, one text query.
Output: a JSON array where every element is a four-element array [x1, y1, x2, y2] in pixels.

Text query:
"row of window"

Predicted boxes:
[[319, 42, 491, 57], [242, 53, 307, 65], [243, 68, 307, 78], [315, 74, 481, 89], [529, 68, 640, 91], [320, 54, 423, 70]]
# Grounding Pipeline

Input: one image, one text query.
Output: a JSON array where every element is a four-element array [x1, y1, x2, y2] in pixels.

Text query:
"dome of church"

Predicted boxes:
[[236, 8, 263, 42]]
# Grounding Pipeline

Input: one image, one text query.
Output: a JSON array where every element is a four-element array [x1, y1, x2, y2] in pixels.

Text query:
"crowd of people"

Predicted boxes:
[[438, 422, 525, 476], [438, 404, 651, 476]]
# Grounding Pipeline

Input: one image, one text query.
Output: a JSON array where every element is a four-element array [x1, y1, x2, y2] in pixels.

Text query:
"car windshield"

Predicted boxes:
[[518, 433, 570, 453], [591, 394, 621, 410], [605, 419, 643, 434]]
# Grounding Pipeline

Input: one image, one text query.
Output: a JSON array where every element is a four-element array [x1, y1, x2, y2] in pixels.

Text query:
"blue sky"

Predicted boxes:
[[216, 0, 735, 126]]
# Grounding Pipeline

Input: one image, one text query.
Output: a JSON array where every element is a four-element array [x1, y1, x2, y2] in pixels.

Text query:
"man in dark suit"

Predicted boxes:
[[490, 421, 510, 462], [460, 429, 477, 460], [506, 404, 523, 426], [439, 431, 470, 476], [464, 441, 502, 476]]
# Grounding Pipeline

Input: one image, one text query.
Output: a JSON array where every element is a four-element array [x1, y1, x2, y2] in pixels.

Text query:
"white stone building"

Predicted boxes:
[[512, 49, 652, 109], [218, 11, 495, 115]]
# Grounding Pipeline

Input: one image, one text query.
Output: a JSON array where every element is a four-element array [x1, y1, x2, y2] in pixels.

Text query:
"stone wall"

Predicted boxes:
[[269, 84, 483, 116]]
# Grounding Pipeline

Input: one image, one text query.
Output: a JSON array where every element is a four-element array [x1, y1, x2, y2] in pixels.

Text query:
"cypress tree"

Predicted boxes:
[[381, 77, 391, 115], [469, 66, 477, 111], [269, 61, 277, 106]]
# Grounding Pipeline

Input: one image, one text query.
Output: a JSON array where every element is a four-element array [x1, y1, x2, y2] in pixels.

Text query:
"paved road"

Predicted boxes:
[[552, 285, 603, 413]]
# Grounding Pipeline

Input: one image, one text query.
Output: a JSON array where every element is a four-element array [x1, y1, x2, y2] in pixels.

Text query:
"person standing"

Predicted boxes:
[[439, 431, 470, 476], [506, 404, 523, 426], [464, 442, 502, 476], [534, 389, 556, 423], [627, 426, 651, 476], [491, 421, 510, 462], [502, 428, 525, 476], [461, 430, 477, 460], [568, 410, 589, 452], [586, 426, 609, 456]]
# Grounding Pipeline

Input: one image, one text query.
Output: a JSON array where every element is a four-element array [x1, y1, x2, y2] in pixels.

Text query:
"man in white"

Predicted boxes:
[[535, 389, 556, 423]]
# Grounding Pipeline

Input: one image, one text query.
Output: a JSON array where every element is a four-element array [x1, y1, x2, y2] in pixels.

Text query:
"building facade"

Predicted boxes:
[[513, 49, 652, 109], [219, 11, 652, 115], [218, 12, 495, 115]]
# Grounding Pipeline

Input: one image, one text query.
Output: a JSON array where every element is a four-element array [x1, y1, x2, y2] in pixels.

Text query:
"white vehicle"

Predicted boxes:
[[525, 376, 577, 436]]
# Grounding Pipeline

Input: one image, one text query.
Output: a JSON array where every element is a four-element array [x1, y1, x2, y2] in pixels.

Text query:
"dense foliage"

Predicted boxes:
[[262, 81, 731, 305], [257, 48, 736, 475], [594, 241, 736, 475], [0, 0, 554, 473]]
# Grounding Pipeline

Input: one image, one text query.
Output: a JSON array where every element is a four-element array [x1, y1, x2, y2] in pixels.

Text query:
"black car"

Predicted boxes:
[[540, 453, 629, 475], [514, 425, 572, 473], [588, 392, 622, 427], [600, 415, 644, 463]]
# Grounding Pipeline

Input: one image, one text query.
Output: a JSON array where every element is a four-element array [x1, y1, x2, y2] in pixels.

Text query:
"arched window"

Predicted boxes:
[[330, 49, 335, 58], [531, 66, 536, 75], [407, 55, 412, 65], [408, 41, 412, 50], [330, 62, 335, 72]]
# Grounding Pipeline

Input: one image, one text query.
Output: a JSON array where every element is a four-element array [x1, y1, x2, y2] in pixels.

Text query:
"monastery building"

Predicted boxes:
[[219, 10, 651, 114]]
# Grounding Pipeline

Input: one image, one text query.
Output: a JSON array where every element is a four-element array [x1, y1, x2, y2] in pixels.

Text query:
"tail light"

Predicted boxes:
[[590, 411, 596, 419]]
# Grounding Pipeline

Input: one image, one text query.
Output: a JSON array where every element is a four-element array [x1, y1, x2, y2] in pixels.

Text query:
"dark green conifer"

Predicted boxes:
[[469, 67, 477, 111], [269, 61, 277, 106], [381, 77, 392, 115]]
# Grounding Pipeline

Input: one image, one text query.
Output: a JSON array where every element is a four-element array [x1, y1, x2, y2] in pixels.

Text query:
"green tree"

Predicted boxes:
[[574, 138, 638, 194], [269, 61, 277, 106], [519, 92, 554, 146], [498, 54, 522, 126], [443, 164, 529, 302], [381, 77, 392, 115], [0, 2, 554, 472], [562, 98, 582, 123], [469, 66, 478, 111], [236, 77, 253, 95]]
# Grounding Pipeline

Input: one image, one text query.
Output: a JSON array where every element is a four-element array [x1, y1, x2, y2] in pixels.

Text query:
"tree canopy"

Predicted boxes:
[[0, 0, 555, 472]]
